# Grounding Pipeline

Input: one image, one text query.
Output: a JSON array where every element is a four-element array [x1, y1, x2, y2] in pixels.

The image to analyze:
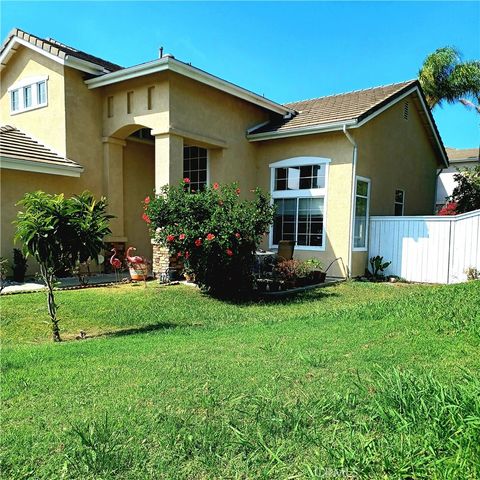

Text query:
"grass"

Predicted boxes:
[[1, 280, 479, 479]]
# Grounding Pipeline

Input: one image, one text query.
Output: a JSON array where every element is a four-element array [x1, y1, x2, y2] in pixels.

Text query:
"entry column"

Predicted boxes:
[[152, 132, 184, 192], [102, 136, 126, 240]]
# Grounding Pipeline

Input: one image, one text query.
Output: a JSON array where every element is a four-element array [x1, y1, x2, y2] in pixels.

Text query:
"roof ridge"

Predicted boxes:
[[284, 79, 417, 107]]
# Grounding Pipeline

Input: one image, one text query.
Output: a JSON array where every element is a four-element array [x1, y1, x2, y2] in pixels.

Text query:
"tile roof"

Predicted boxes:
[[445, 147, 479, 162], [251, 80, 417, 134], [0, 125, 83, 170], [2, 28, 123, 73]]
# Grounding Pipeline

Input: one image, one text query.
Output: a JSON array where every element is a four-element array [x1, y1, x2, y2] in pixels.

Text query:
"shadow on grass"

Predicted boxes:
[[200, 282, 341, 306], [92, 321, 198, 340]]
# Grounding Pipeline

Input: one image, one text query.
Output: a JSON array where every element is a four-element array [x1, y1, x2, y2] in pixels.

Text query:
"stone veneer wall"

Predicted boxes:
[[152, 243, 184, 278]]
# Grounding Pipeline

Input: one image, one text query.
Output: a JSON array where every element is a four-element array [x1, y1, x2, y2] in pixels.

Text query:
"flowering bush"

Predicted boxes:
[[438, 201, 457, 216], [144, 180, 275, 296]]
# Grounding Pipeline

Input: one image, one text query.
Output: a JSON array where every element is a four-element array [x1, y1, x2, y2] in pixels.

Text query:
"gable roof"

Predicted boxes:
[[253, 80, 416, 134], [446, 147, 479, 163], [0, 28, 123, 74], [0, 125, 83, 177], [248, 80, 448, 167]]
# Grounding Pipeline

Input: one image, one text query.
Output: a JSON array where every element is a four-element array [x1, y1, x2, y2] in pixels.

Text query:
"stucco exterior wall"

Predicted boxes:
[[123, 139, 155, 258], [351, 93, 441, 276], [256, 132, 354, 278], [0, 45, 67, 154]]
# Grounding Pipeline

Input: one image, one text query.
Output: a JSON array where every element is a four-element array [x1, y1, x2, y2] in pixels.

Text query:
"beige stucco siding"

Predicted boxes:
[[123, 139, 155, 258], [351, 93, 440, 276], [256, 132, 354, 277], [0, 45, 67, 154]]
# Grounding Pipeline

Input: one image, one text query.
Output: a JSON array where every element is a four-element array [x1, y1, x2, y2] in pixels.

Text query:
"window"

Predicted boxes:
[[23, 86, 32, 108], [394, 189, 405, 216], [353, 177, 371, 250], [270, 157, 329, 250], [37, 81, 47, 105], [11, 90, 19, 111], [183, 146, 208, 191], [8, 76, 48, 114]]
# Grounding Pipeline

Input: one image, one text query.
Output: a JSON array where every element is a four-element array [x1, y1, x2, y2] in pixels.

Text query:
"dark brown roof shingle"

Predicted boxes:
[[2, 28, 123, 73]]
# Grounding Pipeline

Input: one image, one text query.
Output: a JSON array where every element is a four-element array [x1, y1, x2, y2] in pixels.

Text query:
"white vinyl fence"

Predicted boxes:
[[368, 209, 480, 284]]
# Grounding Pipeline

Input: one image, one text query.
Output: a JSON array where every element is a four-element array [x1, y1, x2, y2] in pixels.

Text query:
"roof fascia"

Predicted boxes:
[[0, 156, 84, 177], [85, 57, 292, 116], [0, 36, 108, 74]]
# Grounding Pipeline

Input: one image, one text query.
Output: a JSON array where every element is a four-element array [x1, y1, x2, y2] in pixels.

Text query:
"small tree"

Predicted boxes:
[[450, 165, 480, 214], [15, 191, 112, 341], [145, 180, 274, 297]]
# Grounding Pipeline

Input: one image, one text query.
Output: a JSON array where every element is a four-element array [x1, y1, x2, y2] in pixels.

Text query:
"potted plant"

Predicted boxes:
[[303, 258, 325, 284], [274, 259, 301, 289], [12, 248, 28, 283]]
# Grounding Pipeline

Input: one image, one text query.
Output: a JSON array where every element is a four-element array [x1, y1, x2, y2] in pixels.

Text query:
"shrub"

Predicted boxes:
[[12, 248, 28, 282], [15, 191, 112, 341], [144, 180, 274, 296]]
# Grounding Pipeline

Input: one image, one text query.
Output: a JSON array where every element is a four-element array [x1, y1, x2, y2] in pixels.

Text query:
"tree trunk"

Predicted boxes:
[[41, 265, 61, 342]]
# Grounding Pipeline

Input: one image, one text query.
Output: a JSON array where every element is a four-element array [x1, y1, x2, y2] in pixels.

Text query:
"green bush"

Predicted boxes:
[[144, 180, 274, 296]]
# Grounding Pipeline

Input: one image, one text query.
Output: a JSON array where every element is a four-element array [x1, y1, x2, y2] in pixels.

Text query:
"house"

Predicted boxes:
[[436, 147, 479, 210], [0, 28, 448, 278]]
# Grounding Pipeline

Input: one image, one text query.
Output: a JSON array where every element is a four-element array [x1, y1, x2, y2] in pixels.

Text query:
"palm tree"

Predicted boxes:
[[418, 47, 480, 111]]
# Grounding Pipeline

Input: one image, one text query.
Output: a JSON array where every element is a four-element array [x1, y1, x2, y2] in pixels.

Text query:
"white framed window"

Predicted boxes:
[[183, 145, 208, 191], [8, 75, 49, 114], [353, 176, 371, 251], [394, 189, 405, 216], [269, 157, 330, 250]]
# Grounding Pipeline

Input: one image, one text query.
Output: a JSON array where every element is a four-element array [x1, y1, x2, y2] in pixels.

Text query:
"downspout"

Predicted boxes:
[[342, 124, 357, 278], [434, 168, 444, 213]]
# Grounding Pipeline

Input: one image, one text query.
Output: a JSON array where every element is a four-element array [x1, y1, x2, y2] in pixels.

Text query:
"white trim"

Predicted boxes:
[[269, 156, 331, 169], [352, 176, 371, 252], [85, 57, 293, 116], [269, 157, 330, 251], [0, 36, 110, 74], [247, 85, 448, 168], [0, 156, 83, 177], [7, 74, 49, 91]]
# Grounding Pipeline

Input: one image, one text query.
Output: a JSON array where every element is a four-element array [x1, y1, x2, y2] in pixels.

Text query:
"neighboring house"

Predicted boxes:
[[0, 28, 448, 278], [436, 147, 480, 210]]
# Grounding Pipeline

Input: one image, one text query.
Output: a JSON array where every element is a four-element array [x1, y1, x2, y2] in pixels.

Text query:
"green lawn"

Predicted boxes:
[[1, 281, 479, 479]]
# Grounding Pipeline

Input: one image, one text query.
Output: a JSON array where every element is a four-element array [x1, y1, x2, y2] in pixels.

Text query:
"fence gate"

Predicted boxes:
[[368, 209, 480, 284]]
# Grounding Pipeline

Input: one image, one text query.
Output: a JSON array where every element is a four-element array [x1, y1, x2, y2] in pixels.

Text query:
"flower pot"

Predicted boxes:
[[129, 263, 148, 281], [310, 270, 326, 284]]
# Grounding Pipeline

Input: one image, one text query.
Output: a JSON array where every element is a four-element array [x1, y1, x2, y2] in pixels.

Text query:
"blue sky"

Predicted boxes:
[[2, 1, 479, 148]]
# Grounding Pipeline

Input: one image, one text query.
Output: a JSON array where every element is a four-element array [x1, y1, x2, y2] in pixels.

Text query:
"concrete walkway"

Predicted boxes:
[[1, 272, 131, 295]]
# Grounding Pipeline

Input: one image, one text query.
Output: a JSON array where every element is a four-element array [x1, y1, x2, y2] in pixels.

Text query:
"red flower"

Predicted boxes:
[[166, 234, 175, 242], [226, 248, 233, 256], [195, 238, 202, 247], [144, 196, 150, 204], [213, 182, 219, 190], [179, 233, 186, 240], [235, 188, 241, 195], [235, 233, 241, 239], [183, 177, 191, 184], [185, 251, 190, 259], [177, 251, 183, 258], [438, 202, 457, 216], [206, 233, 216, 241], [142, 213, 151, 224]]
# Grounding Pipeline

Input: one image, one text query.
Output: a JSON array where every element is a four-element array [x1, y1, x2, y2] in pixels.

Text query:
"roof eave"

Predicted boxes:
[[0, 156, 84, 177], [85, 57, 293, 116]]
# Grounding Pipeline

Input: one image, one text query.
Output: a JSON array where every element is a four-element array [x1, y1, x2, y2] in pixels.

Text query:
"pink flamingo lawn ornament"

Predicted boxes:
[[110, 248, 122, 283], [126, 246, 149, 284]]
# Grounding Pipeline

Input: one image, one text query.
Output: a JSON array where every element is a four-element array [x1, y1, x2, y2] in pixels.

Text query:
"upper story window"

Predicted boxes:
[[270, 157, 330, 250], [353, 177, 371, 251], [394, 189, 405, 216], [9, 75, 48, 114], [183, 146, 208, 191]]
